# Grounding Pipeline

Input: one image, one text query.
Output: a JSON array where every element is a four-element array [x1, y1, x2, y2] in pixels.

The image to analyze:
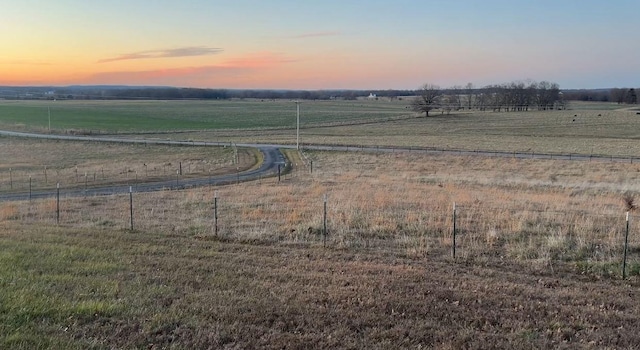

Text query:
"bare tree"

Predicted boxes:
[[610, 88, 627, 104], [411, 84, 441, 117], [535, 81, 560, 110], [510, 81, 528, 111], [449, 85, 462, 111], [484, 85, 504, 112], [464, 82, 475, 110], [626, 88, 637, 104], [440, 95, 453, 115], [475, 91, 488, 111]]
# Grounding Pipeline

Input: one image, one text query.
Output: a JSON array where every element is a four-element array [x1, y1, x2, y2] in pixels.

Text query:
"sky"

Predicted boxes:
[[1, 0, 639, 90]]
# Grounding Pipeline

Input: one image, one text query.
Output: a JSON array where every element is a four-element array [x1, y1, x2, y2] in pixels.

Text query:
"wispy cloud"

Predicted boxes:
[[84, 52, 296, 86], [290, 31, 342, 39], [99, 46, 223, 63]]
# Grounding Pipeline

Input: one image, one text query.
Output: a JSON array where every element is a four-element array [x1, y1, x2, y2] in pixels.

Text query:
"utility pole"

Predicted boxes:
[[48, 106, 51, 132], [295, 101, 300, 150]]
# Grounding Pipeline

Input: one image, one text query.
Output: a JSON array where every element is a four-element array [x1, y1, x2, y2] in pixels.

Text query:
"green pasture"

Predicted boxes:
[[0, 99, 411, 133], [2, 98, 638, 156]]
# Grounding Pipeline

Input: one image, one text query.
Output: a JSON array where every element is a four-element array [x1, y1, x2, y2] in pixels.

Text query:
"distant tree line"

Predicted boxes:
[[0, 87, 411, 101], [411, 80, 566, 117], [609, 88, 637, 104], [1, 84, 637, 106], [103, 88, 415, 100], [562, 88, 638, 104]]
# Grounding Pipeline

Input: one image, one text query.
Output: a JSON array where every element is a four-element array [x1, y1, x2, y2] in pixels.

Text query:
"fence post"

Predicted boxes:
[[129, 186, 134, 231], [56, 183, 60, 224], [214, 191, 218, 236], [323, 194, 328, 247], [310, 160, 313, 174], [176, 170, 179, 188], [9, 168, 12, 189], [278, 164, 281, 182], [452, 202, 457, 259], [179, 161, 182, 176], [623, 211, 630, 279]]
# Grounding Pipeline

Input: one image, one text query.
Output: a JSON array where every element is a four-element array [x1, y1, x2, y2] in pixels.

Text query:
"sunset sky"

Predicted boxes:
[[2, 0, 638, 90]]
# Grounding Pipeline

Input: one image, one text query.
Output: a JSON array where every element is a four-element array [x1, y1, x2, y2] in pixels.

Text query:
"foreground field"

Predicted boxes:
[[2, 143, 640, 347], [2, 222, 640, 349]]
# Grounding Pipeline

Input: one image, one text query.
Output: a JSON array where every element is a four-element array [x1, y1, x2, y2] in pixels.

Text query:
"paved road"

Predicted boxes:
[[2, 129, 638, 201], [0, 130, 287, 201]]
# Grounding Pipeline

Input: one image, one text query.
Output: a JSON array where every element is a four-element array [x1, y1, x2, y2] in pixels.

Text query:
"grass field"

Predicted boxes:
[[2, 222, 639, 349], [3, 100, 640, 348], [0, 137, 260, 193], [6, 147, 636, 268], [2, 146, 640, 348], [173, 102, 640, 157], [0, 99, 411, 133], [3, 99, 640, 156]]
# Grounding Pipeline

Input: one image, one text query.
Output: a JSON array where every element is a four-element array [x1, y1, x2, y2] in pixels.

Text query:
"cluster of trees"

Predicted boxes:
[[411, 81, 564, 117], [558, 88, 638, 103], [561, 89, 610, 102], [610, 88, 637, 104]]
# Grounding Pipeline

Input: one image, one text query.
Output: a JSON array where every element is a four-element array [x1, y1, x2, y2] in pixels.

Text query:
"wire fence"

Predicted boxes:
[[0, 159, 240, 194], [3, 143, 640, 194], [2, 184, 639, 278]]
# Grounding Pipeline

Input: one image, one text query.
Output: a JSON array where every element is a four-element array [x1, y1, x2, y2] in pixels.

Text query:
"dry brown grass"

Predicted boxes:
[[0, 137, 256, 192], [165, 106, 640, 157], [4, 149, 640, 277], [3, 221, 640, 348], [5, 146, 640, 348]]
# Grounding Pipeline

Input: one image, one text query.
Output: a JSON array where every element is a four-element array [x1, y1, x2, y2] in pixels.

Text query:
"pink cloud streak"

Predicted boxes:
[[98, 46, 223, 63], [81, 52, 296, 86]]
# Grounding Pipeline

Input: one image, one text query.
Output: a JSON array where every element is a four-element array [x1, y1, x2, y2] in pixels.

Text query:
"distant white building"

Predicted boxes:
[[367, 93, 377, 100]]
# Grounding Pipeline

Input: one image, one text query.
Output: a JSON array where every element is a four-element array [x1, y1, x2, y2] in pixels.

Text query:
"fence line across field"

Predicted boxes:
[[0, 159, 239, 192], [3, 186, 638, 279], [0, 161, 297, 202], [3, 143, 640, 193]]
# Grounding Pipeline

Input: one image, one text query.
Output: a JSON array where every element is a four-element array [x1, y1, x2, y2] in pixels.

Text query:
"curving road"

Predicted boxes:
[[0, 130, 288, 201], [2, 129, 638, 201]]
